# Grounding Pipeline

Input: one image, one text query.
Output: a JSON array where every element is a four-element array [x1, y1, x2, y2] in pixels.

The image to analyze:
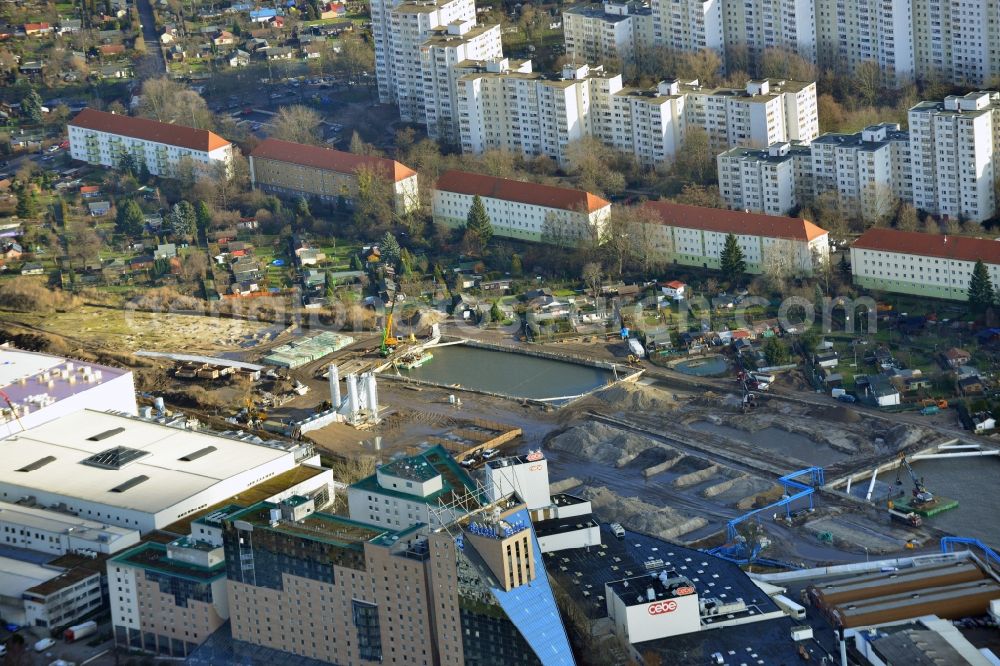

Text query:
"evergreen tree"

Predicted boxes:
[[21, 88, 43, 124], [16, 189, 38, 219], [465, 195, 493, 249], [968, 259, 995, 313], [195, 201, 212, 242], [763, 337, 789, 366], [350, 254, 364, 271], [838, 253, 851, 280], [115, 199, 145, 237], [490, 300, 504, 324], [719, 233, 746, 284], [510, 253, 523, 277], [118, 151, 139, 176], [380, 231, 401, 266], [169, 201, 196, 238]]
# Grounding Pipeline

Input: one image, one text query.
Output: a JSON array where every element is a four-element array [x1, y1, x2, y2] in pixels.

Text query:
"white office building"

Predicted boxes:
[[562, 1, 654, 67], [419, 20, 503, 142], [909, 92, 1000, 223], [0, 410, 329, 533], [0, 347, 137, 439], [0, 556, 103, 629], [851, 228, 1000, 301], [432, 170, 611, 243], [68, 108, 233, 179], [0, 501, 141, 556]]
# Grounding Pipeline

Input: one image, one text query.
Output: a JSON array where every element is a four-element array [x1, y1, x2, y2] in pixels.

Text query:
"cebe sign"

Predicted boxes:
[[647, 600, 677, 615]]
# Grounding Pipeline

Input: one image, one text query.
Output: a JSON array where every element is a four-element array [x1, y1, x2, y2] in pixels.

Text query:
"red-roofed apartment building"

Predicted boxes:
[[641, 201, 829, 275], [248, 138, 419, 215], [67, 108, 233, 179], [851, 228, 1000, 301], [432, 170, 611, 243]]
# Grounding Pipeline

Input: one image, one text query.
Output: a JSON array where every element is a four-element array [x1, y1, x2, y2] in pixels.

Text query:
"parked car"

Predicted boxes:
[[836, 394, 857, 403], [34, 637, 56, 652]]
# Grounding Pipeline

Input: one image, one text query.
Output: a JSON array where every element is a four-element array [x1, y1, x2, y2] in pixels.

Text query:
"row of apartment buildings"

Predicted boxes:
[[369, 0, 819, 165], [455, 66, 817, 166], [566, 0, 1000, 86], [719, 91, 1000, 223], [65, 110, 422, 216], [430, 170, 829, 275]]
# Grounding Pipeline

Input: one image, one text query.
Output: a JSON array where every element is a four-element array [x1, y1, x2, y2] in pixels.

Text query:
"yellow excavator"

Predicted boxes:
[[380, 298, 399, 357]]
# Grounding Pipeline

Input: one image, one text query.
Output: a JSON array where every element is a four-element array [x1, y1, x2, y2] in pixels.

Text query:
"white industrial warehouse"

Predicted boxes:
[[0, 346, 138, 438], [0, 409, 325, 533]]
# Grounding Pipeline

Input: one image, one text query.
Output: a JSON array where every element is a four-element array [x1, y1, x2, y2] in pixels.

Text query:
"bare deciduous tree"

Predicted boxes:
[[270, 105, 323, 145]]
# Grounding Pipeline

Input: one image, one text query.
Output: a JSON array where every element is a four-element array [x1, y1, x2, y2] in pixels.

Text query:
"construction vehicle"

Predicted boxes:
[[888, 507, 923, 527], [244, 396, 266, 429], [380, 298, 399, 357], [897, 453, 934, 505]]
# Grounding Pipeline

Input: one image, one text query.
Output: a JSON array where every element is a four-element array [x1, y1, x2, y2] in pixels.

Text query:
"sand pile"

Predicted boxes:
[[579, 486, 708, 541], [546, 422, 659, 467], [590, 382, 677, 413]]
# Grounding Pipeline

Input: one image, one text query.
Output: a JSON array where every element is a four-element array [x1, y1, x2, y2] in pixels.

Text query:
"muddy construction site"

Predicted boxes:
[[539, 380, 956, 565]]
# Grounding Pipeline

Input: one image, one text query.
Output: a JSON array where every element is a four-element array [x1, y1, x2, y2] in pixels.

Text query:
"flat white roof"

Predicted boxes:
[[0, 410, 292, 514], [0, 501, 138, 542], [0, 556, 59, 599], [0, 348, 65, 385], [0, 347, 133, 427]]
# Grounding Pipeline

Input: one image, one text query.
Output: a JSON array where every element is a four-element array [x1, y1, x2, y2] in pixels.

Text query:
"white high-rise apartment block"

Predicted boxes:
[[562, 1, 654, 67], [607, 80, 689, 165], [68, 109, 233, 179], [374, 0, 475, 117], [456, 62, 618, 164], [684, 79, 819, 152], [721, 0, 816, 63], [653, 0, 723, 53], [912, 0, 1000, 86], [810, 123, 912, 222], [717, 142, 811, 216], [419, 19, 503, 142], [719, 124, 912, 222], [814, 0, 914, 82], [909, 92, 1000, 223]]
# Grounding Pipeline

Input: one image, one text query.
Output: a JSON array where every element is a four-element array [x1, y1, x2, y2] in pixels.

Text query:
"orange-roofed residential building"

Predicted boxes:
[[851, 228, 1000, 301], [641, 201, 829, 275], [432, 170, 611, 243], [248, 138, 419, 215], [68, 108, 233, 179]]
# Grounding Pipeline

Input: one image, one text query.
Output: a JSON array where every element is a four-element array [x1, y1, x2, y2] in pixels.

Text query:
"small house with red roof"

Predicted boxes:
[[660, 280, 687, 300], [320, 2, 347, 18]]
